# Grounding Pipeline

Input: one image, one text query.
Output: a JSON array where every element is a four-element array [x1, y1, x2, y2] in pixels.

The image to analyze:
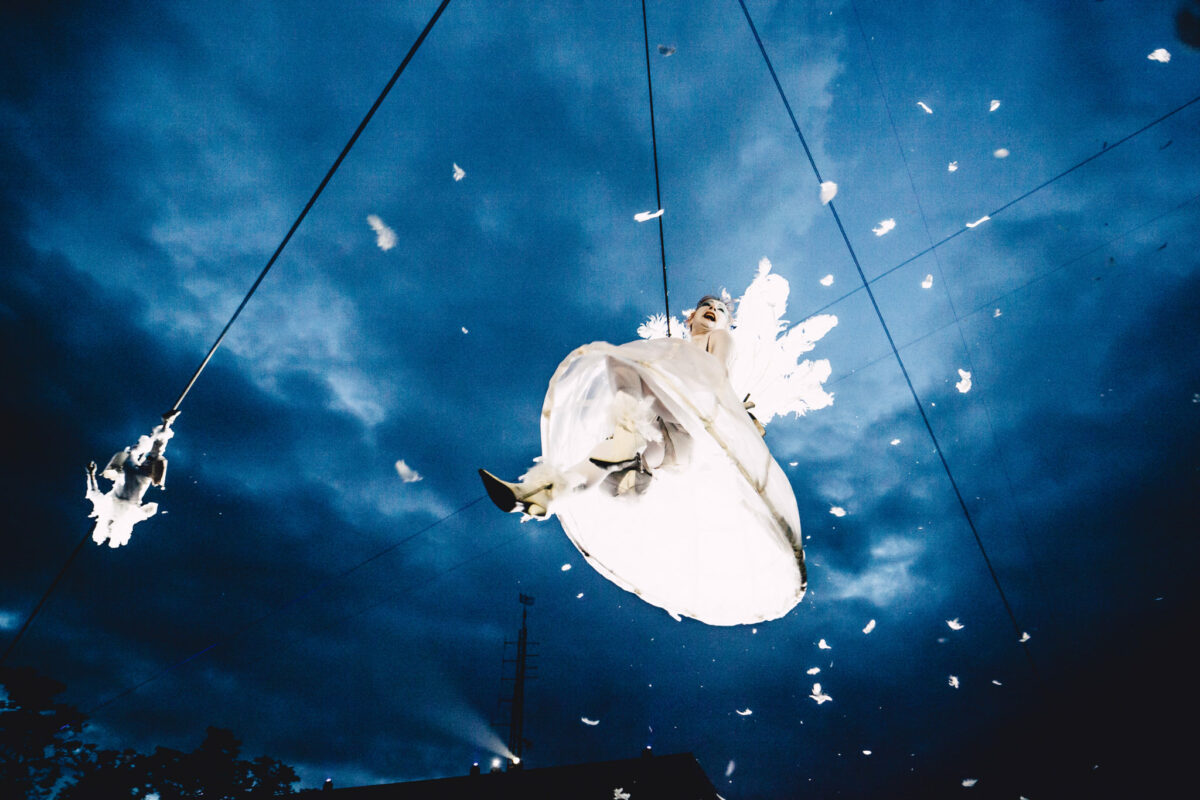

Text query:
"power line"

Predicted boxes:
[[800, 91, 1200, 322], [830, 191, 1200, 388]]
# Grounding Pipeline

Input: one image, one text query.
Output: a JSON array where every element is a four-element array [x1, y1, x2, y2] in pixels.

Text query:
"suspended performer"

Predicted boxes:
[[479, 259, 838, 626], [86, 411, 178, 548]]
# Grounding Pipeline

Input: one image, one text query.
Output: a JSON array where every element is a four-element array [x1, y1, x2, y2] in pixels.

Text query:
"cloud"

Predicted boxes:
[[366, 215, 397, 251], [824, 537, 926, 607], [394, 460, 422, 483]]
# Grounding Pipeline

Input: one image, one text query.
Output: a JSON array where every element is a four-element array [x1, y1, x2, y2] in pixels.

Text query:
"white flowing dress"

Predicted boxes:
[[540, 337, 805, 626]]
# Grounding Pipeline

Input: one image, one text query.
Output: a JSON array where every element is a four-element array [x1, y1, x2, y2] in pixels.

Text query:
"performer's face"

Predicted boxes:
[[689, 297, 730, 333]]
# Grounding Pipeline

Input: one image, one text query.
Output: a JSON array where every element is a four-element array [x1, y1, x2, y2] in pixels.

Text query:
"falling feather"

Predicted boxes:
[[452, 162, 465, 181], [810, 683, 832, 704], [830, 506, 846, 517], [581, 717, 600, 726], [1147, 48, 1171, 62], [872, 219, 896, 236], [819, 181, 838, 204], [962, 778, 978, 787], [818, 638, 832, 650], [819, 274, 834, 286], [917, 101, 933, 114], [955, 369, 972, 394], [736, 708, 753, 716], [947, 618, 964, 630], [989, 99, 1001, 111], [634, 208, 664, 222], [949, 675, 960, 688], [863, 619, 876, 634], [993, 148, 1010, 158], [394, 460, 422, 483], [366, 215, 397, 251], [921, 274, 933, 289], [948, 161, 959, 172], [966, 215, 990, 228]]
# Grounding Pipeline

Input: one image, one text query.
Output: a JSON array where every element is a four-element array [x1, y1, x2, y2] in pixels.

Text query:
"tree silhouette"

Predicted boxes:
[[0, 666, 88, 799], [2, 666, 297, 799]]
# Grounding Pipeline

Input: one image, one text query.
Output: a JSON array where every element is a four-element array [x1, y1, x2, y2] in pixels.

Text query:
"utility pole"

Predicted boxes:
[[497, 594, 537, 768]]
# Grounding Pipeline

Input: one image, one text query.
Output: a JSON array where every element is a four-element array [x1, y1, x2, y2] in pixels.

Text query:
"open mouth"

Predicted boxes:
[[704, 310, 718, 321]]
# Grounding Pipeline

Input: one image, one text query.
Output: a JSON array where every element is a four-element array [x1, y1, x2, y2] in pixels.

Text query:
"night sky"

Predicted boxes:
[[2, 1, 1198, 798]]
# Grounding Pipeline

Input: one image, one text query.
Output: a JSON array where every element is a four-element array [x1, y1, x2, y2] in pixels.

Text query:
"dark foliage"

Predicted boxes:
[[1, 667, 298, 799]]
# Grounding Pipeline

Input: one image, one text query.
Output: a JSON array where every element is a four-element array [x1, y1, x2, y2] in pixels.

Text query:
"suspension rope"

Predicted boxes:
[[639, 0, 674, 335], [2, 0, 455, 671], [734, 0, 1034, 668], [168, 0, 453, 415], [847, 0, 1058, 635], [87, 494, 486, 714], [801, 90, 1200, 322]]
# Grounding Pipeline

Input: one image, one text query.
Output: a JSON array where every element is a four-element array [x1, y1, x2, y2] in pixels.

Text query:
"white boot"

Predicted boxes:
[[587, 425, 642, 468]]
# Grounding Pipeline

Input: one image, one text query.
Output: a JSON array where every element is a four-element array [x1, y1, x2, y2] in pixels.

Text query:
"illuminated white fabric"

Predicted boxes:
[[540, 338, 805, 625]]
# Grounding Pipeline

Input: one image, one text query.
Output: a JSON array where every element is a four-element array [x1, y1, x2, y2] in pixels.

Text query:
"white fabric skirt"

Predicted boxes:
[[540, 338, 806, 626]]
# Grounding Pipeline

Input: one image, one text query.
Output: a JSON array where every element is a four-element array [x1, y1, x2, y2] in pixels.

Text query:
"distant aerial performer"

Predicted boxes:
[[479, 260, 837, 625], [85, 411, 179, 548]]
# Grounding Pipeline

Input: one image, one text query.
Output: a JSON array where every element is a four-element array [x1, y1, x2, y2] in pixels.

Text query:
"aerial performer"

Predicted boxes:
[[85, 411, 179, 548], [479, 259, 838, 625]]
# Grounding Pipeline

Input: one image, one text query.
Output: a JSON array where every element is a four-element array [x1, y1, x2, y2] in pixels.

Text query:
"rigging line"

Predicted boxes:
[[640, 0, 674, 335], [167, 0, 453, 414], [86, 493, 485, 715], [847, 0, 1057, 636], [734, 0, 1034, 667], [828, 190, 1200, 389], [799, 90, 1200, 323], [0, 526, 93, 666]]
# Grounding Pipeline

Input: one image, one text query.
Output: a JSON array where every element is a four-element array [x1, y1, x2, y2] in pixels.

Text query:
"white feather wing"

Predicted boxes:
[[728, 259, 837, 425]]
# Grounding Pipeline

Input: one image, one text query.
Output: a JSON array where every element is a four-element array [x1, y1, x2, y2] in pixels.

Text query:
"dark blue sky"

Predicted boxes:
[[2, 1, 1198, 797]]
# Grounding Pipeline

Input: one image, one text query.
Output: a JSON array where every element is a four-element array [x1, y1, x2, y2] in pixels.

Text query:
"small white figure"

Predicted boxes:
[[85, 411, 178, 548]]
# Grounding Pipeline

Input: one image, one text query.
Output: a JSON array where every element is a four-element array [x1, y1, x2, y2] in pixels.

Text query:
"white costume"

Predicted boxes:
[[85, 416, 176, 548], [487, 260, 837, 626]]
